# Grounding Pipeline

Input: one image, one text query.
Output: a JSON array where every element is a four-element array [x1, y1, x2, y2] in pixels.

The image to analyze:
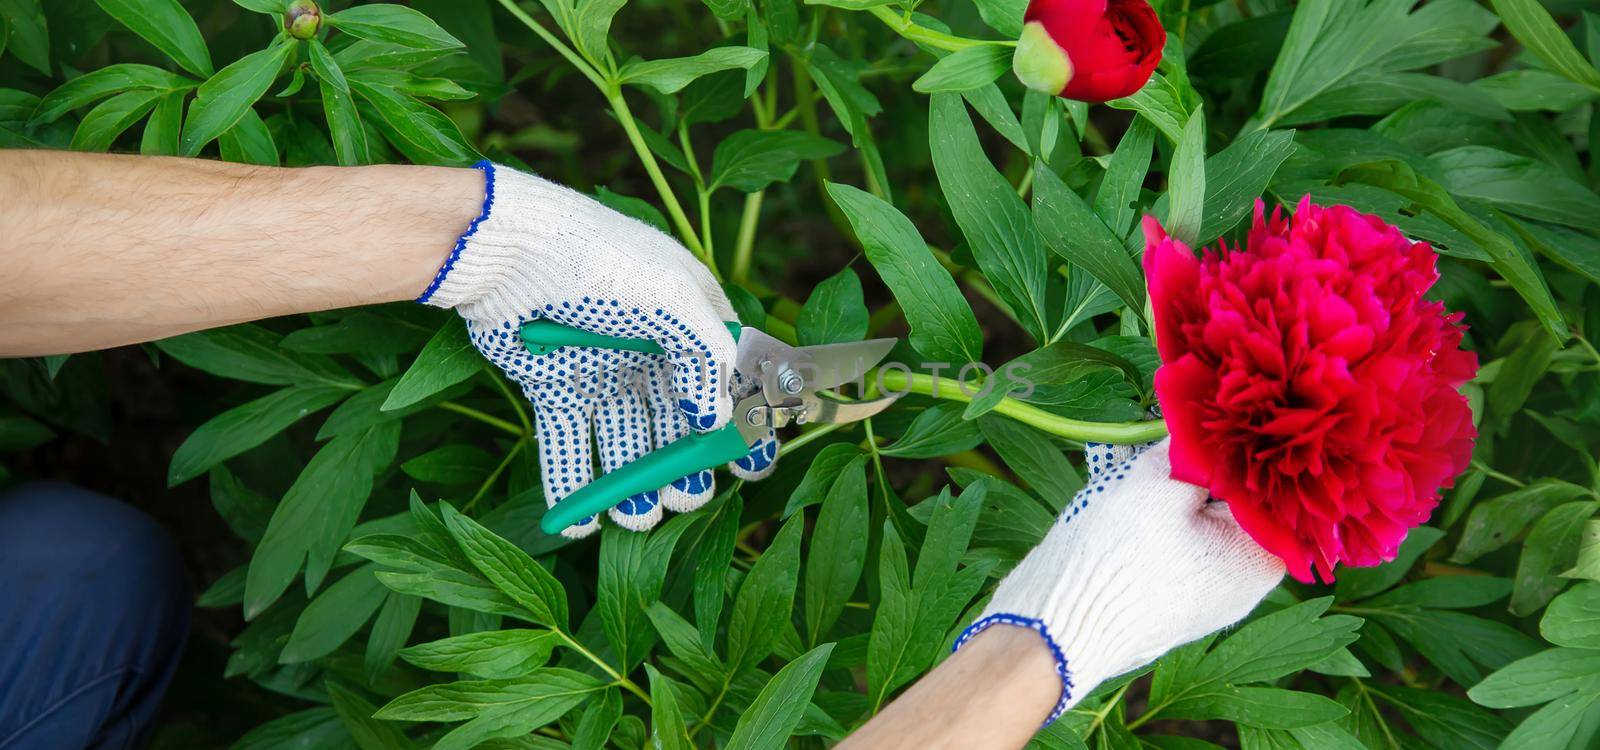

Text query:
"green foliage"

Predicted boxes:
[[5, 0, 1600, 748]]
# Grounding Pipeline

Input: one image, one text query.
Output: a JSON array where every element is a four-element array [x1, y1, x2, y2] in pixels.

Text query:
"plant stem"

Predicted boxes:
[[485, 364, 533, 435], [493, 0, 606, 89], [607, 88, 713, 267], [732, 190, 764, 284], [462, 437, 527, 514], [438, 401, 525, 437], [865, 6, 1008, 51], [877, 370, 1168, 444], [1470, 460, 1525, 488], [780, 419, 850, 455], [556, 630, 653, 706], [1086, 682, 1134, 736]]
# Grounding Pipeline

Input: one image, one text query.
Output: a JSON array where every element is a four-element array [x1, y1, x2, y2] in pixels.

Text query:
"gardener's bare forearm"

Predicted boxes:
[[0, 150, 481, 356], [839, 626, 1059, 750]]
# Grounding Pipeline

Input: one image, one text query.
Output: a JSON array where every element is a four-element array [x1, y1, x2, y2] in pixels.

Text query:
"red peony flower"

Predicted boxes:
[[1144, 197, 1478, 583], [1012, 0, 1164, 103]]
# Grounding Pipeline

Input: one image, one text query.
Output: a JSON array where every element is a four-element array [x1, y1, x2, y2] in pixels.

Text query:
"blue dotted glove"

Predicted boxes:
[[419, 162, 777, 537]]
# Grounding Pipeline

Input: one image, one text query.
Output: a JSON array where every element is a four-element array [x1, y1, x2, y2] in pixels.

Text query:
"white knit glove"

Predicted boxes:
[[955, 438, 1285, 724], [419, 162, 778, 538]]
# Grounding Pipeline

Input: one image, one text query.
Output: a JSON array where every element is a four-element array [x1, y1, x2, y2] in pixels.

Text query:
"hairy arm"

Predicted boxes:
[[0, 150, 482, 356], [838, 627, 1060, 750]]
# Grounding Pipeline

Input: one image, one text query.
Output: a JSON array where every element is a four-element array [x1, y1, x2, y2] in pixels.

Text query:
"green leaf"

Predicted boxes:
[[644, 602, 724, 691], [596, 517, 689, 668], [1193, 128, 1297, 244], [726, 643, 835, 750], [401, 629, 558, 678], [571, 0, 626, 65], [402, 444, 498, 485], [69, 88, 161, 151], [1564, 519, 1600, 581], [167, 384, 348, 486], [181, 41, 293, 156], [1164, 107, 1207, 246], [826, 182, 982, 364], [1109, 72, 1195, 143], [963, 341, 1137, 420], [156, 325, 359, 388], [728, 513, 803, 673], [804, 454, 868, 645], [244, 421, 398, 618], [1094, 117, 1156, 238], [32, 64, 194, 124], [93, 0, 212, 77], [1336, 159, 1568, 339], [1032, 164, 1144, 312], [1454, 480, 1592, 563], [972, 0, 1024, 36], [781, 443, 863, 518], [1432, 146, 1600, 234], [620, 47, 768, 94], [232, 0, 287, 11], [1474, 69, 1596, 111], [1164, 686, 1348, 729], [795, 267, 867, 345], [139, 90, 184, 155], [1470, 647, 1600, 708], [281, 564, 389, 663], [319, 71, 369, 166], [1369, 684, 1509, 750], [646, 664, 690, 750], [709, 129, 844, 192], [979, 416, 1081, 512], [376, 670, 605, 750], [1542, 582, 1600, 648], [0, 414, 54, 452], [880, 404, 983, 459], [328, 681, 416, 750], [384, 322, 479, 411], [307, 38, 348, 94], [441, 503, 569, 629], [866, 520, 915, 709], [233, 708, 345, 750], [1192, 598, 1363, 686], [0, 0, 49, 75], [351, 75, 479, 166], [1490, 0, 1600, 92], [691, 494, 741, 647], [1334, 526, 1446, 601], [1512, 500, 1599, 615], [929, 93, 1049, 343], [366, 591, 421, 681], [217, 107, 277, 166], [328, 3, 464, 50], [570, 688, 622, 750], [912, 44, 1011, 93]]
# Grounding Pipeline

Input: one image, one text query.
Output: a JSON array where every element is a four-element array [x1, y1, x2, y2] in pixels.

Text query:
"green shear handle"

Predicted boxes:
[[521, 320, 750, 534]]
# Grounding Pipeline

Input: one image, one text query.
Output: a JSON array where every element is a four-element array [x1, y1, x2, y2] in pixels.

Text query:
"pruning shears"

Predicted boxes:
[[521, 320, 900, 535]]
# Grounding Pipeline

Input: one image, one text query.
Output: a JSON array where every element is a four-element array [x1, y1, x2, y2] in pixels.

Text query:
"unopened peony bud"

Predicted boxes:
[[285, 0, 321, 40], [1015, 0, 1163, 103]]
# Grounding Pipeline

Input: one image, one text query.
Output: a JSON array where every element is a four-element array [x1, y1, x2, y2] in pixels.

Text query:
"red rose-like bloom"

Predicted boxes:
[[1014, 0, 1164, 102], [1144, 198, 1478, 583]]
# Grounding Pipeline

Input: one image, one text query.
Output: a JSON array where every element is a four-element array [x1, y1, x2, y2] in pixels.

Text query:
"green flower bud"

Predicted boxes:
[[285, 0, 321, 40], [1012, 20, 1074, 96]]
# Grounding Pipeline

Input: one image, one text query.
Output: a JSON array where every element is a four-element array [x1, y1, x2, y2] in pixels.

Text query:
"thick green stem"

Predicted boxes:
[[877, 370, 1167, 444], [494, 0, 606, 89], [866, 6, 1008, 51], [607, 89, 712, 266], [438, 401, 525, 438], [731, 190, 764, 283], [556, 630, 653, 706]]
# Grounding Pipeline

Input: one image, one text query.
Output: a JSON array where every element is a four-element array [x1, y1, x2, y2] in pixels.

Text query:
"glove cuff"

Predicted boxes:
[[418, 160, 497, 307], [953, 613, 1076, 726]]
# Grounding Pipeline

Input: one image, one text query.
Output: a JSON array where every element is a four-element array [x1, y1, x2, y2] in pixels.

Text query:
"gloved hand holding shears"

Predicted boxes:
[[420, 162, 897, 537]]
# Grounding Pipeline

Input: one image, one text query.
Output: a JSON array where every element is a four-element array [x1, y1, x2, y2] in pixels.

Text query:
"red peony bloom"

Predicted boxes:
[[1144, 198, 1478, 583], [1012, 0, 1164, 102]]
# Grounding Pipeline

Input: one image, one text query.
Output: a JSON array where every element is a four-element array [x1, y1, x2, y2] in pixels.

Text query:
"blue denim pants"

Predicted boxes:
[[0, 482, 190, 750]]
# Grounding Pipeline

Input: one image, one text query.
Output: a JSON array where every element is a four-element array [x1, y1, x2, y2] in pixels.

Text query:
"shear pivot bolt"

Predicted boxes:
[[746, 406, 767, 426], [778, 368, 804, 395]]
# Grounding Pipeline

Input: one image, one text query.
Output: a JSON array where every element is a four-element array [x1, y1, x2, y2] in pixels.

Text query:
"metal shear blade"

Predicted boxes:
[[730, 331, 899, 441]]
